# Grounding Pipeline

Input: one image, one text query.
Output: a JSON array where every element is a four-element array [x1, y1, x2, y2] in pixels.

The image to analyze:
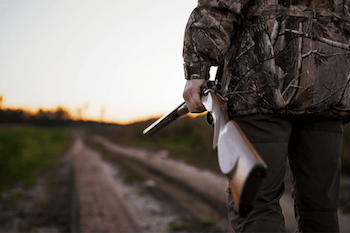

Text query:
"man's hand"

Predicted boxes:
[[183, 79, 206, 113]]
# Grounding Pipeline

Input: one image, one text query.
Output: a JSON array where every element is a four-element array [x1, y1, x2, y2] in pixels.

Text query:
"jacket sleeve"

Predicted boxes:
[[183, 0, 244, 80]]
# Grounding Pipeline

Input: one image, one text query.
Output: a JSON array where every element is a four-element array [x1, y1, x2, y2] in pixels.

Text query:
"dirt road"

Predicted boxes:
[[74, 130, 350, 232], [2, 129, 349, 232], [73, 130, 232, 232]]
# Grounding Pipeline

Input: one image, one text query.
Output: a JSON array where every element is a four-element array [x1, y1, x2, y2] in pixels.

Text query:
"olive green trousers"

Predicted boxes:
[[227, 114, 343, 232]]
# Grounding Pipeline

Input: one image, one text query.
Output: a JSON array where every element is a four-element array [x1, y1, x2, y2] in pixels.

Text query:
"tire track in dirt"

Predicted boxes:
[[72, 129, 233, 232], [71, 131, 139, 232], [94, 143, 233, 232], [72, 130, 350, 232]]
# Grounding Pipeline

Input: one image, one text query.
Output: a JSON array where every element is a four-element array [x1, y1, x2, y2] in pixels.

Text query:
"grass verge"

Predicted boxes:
[[0, 126, 71, 194]]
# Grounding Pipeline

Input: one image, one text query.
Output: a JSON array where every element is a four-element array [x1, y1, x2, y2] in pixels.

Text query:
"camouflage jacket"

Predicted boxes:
[[183, 0, 350, 119]]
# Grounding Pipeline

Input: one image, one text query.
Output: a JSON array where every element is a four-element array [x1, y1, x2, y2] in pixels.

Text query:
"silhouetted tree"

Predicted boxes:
[[0, 105, 72, 126]]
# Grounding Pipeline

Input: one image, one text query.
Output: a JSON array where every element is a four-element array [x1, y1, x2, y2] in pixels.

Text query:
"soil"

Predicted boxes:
[[93, 143, 232, 232], [1, 129, 350, 233], [0, 146, 74, 233]]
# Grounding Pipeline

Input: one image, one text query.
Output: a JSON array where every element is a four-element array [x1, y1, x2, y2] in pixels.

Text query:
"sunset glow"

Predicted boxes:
[[0, 0, 198, 124]]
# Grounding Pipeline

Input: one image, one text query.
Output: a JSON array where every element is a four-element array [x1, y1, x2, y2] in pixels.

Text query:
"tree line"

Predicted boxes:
[[0, 106, 73, 126]]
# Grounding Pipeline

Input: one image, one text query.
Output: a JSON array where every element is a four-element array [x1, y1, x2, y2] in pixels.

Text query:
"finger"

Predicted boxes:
[[183, 88, 199, 111], [186, 92, 205, 113], [190, 92, 205, 112], [183, 79, 206, 113]]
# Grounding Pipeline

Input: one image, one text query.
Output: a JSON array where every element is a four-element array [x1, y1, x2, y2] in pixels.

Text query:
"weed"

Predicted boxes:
[[169, 222, 179, 230], [124, 173, 135, 181], [7, 193, 24, 202], [200, 219, 215, 226]]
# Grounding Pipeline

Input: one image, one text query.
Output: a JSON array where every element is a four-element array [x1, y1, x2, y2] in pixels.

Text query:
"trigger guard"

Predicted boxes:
[[206, 112, 214, 127]]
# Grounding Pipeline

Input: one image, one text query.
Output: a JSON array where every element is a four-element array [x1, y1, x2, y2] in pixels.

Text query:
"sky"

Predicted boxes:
[[0, 0, 202, 124]]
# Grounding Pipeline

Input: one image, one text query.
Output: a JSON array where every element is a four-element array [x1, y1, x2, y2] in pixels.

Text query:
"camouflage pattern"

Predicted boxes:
[[183, 0, 350, 119]]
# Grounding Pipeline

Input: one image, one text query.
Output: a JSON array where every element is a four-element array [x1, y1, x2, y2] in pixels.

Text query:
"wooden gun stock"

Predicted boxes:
[[226, 121, 267, 217], [201, 91, 267, 217]]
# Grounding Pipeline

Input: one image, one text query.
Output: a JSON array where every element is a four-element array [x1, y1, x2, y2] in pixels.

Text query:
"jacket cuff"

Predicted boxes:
[[184, 62, 211, 80]]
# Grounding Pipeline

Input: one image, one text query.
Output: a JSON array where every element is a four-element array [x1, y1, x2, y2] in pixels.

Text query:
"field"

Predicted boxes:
[[0, 118, 350, 232], [0, 126, 71, 194], [1, 115, 350, 195]]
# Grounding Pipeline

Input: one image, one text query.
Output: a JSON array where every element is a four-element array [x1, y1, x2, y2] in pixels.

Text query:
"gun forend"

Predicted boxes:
[[143, 102, 189, 137]]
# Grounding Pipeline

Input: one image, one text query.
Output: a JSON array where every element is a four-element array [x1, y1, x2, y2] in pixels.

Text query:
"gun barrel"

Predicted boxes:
[[143, 102, 189, 137]]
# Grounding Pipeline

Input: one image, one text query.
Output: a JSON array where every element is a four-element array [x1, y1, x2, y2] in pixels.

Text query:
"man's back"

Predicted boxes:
[[183, 0, 350, 119]]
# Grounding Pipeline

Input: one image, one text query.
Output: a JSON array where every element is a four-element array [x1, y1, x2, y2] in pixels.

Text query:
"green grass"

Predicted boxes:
[[169, 222, 180, 230], [200, 219, 215, 226], [124, 173, 136, 181], [7, 192, 24, 202], [0, 126, 71, 194]]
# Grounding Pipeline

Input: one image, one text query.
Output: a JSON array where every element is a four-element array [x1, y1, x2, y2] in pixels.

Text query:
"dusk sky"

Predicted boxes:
[[0, 0, 202, 124]]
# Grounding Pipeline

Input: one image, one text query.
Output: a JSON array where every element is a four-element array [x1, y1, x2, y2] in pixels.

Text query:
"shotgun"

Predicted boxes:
[[143, 81, 267, 217], [143, 102, 189, 137]]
